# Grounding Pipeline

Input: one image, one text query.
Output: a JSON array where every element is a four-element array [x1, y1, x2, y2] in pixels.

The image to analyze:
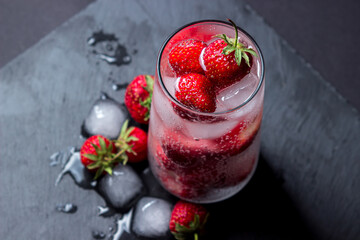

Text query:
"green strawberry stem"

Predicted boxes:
[[228, 19, 238, 49], [111, 119, 141, 165], [83, 136, 124, 179], [106, 148, 126, 163], [194, 233, 198, 240], [214, 19, 257, 67], [173, 214, 204, 240]]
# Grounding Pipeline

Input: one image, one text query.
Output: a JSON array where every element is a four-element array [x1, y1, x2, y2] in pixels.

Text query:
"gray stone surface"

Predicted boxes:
[[0, 0, 359, 239]]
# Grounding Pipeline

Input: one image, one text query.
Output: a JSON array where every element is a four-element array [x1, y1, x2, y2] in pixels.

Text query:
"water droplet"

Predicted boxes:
[[92, 230, 106, 239], [97, 205, 116, 217], [87, 31, 118, 46], [56, 203, 77, 214], [112, 83, 128, 91], [54, 150, 96, 189], [108, 209, 133, 240]]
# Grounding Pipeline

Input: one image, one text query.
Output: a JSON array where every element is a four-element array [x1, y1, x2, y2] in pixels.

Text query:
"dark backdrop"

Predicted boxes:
[[1, 0, 360, 110]]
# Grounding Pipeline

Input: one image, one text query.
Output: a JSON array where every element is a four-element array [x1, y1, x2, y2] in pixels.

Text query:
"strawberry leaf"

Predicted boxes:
[[139, 75, 154, 121], [144, 75, 154, 93], [98, 136, 107, 151], [217, 19, 257, 67], [127, 136, 138, 142], [242, 51, 250, 67], [122, 154, 129, 165], [107, 143, 113, 152], [119, 120, 129, 140], [126, 147, 137, 155], [188, 214, 200, 229], [222, 45, 236, 55], [175, 214, 201, 233], [94, 166, 104, 180], [91, 143, 100, 152], [83, 153, 99, 161], [104, 166, 113, 175], [171, 231, 187, 240], [87, 161, 101, 169], [243, 48, 257, 57], [235, 49, 242, 66]]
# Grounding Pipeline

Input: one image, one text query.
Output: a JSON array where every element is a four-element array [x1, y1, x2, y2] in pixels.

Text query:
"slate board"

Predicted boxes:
[[0, 0, 359, 239]]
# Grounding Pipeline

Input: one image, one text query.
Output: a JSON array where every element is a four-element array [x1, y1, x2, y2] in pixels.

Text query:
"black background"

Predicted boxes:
[[1, 0, 360, 110]]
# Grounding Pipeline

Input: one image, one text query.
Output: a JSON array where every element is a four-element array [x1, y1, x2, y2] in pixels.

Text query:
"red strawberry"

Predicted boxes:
[[169, 201, 209, 240], [202, 19, 257, 91], [124, 75, 154, 124], [126, 127, 147, 163], [157, 172, 204, 199], [175, 73, 216, 113], [177, 159, 226, 190], [155, 144, 176, 171], [114, 120, 148, 163], [160, 129, 219, 168], [80, 135, 118, 179], [214, 114, 262, 157], [172, 102, 224, 123], [169, 39, 207, 76]]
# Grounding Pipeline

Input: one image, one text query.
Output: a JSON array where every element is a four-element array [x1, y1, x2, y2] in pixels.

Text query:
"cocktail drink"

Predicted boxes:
[[148, 20, 265, 203]]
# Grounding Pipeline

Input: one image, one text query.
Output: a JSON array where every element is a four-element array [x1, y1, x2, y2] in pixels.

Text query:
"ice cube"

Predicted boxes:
[[216, 73, 258, 112], [132, 197, 173, 239], [98, 165, 145, 211], [182, 120, 238, 140], [83, 97, 128, 140]]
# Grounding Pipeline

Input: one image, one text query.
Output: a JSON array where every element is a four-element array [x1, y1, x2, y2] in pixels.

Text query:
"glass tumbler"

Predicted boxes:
[[148, 20, 265, 203]]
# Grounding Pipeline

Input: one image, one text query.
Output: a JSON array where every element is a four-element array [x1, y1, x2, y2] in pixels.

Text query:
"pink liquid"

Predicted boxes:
[[148, 21, 265, 203]]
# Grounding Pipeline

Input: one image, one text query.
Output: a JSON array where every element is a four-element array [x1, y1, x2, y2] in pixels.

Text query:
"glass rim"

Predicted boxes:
[[157, 19, 265, 116]]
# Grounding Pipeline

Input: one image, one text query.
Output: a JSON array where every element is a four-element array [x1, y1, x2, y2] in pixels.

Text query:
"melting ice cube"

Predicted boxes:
[[83, 97, 128, 139], [131, 197, 173, 239], [216, 73, 258, 112], [98, 165, 145, 211]]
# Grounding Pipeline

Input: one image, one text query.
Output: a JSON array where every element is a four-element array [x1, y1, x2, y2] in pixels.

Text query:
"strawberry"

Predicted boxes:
[[177, 159, 227, 190], [202, 19, 257, 91], [174, 73, 216, 113], [160, 129, 215, 167], [172, 102, 224, 123], [124, 75, 154, 124], [155, 144, 176, 171], [214, 114, 262, 157], [114, 120, 148, 163], [169, 39, 207, 76], [160, 126, 231, 166], [169, 201, 209, 240], [157, 172, 205, 199], [80, 135, 120, 179]]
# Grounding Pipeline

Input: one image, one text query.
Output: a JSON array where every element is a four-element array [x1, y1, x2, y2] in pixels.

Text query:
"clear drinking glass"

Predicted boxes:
[[148, 20, 265, 203]]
